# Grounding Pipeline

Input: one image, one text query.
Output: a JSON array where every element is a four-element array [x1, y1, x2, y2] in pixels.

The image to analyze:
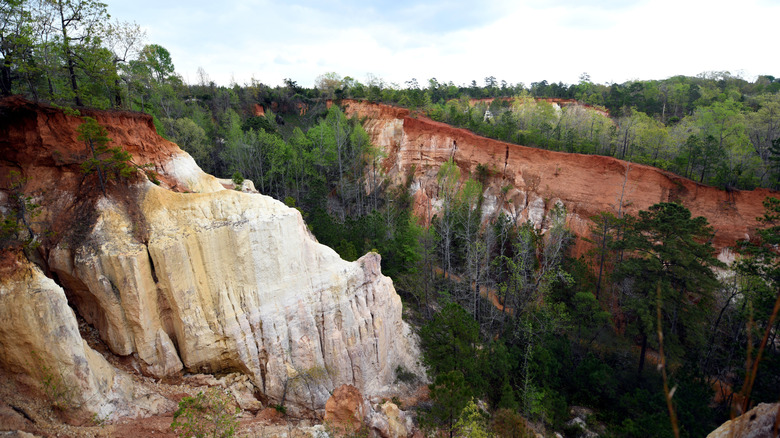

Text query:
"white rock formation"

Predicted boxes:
[[0, 256, 170, 420], [48, 181, 423, 410], [707, 403, 780, 438], [0, 97, 422, 417]]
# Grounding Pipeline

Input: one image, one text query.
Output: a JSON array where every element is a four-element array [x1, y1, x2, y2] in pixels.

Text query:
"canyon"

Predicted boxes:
[[0, 97, 423, 429], [342, 99, 777, 259], [0, 96, 775, 437]]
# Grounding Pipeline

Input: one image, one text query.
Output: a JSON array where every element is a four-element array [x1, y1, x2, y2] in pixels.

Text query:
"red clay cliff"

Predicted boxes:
[[343, 99, 776, 260]]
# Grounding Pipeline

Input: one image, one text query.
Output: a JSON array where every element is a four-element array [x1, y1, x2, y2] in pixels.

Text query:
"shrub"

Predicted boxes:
[[231, 172, 244, 190], [1, 171, 42, 250], [31, 351, 76, 410], [394, 365, 418, 385], [171, 388, 240, 438], [78, 117, 158, 194], [491, 409, 534, 438]]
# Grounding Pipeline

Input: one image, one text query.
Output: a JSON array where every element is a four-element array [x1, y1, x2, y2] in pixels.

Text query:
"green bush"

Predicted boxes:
[[271, 403, 286, 415], [394, 365, 418, 385], [1, 171, 42, 250], [171, 388, 240, 438], [231, 171, 244, 190], [491, 409, 534, 438]]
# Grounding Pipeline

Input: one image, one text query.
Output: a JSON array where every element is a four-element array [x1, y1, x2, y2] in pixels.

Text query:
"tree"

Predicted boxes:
[[427, 370, 472, 438], [453, 399, 489, 438], [139, 43, 174, 83], [491, 205, 572, 328], [314, 71, 342, 99], [456, 178, 484, 317], [419, 302, 484, 392], [163, 117, 209, 164], [767, 137, 780, 188], [586, 211, 621, 299], [78, 115, 112, 194], [0, 0, 33, 96], [47, 0, 110, 106], [102, 19, 146, 107], [733, 197, 780, 406], [615, 202, 722, 375], [435, 158, 461, 277], [78, 116, 151, 195], [746, 94, 780, 185]]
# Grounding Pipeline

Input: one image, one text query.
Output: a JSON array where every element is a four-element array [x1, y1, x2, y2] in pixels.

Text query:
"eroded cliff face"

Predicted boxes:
[[0, 97, 422, 419], [343, 99, 776, 259], [0, 252, 174, 420]]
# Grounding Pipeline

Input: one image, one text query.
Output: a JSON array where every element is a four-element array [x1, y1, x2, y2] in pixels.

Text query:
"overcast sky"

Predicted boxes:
[[108, 0, 780, 89]]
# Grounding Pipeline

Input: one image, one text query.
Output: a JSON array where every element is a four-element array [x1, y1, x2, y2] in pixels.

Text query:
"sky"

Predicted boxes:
[[108, 0, 780, 89]]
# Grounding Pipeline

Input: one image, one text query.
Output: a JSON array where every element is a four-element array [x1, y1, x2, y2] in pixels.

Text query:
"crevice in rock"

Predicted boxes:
[[316, 297, 327, 370], [345, 344, 357, 386], [370, 311, 380, 366], [257, 339, 268, 394], [10, 404, 35, 424], [145, 246, 158, 284], [53, 262, 112, 352], [504, 146, 509, 176]]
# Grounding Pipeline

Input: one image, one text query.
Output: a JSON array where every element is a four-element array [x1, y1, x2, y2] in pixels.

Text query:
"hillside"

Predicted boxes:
[[343, 99, 777, 259], [0, 97, 422, 436]]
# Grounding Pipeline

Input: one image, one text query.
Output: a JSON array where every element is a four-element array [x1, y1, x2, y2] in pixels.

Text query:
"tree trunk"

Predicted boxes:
[[638, 332, 648, 376], [114, 77, 122, 107], [87, 139, 107, 195], [0, 61, 12, 96], [57, 3, 81, 107]]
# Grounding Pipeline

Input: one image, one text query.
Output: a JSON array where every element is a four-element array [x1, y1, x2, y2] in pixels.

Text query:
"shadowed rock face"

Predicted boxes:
[[0, 97, 423, 416], [706, 403, 780, 438], [343, 99, 777, 261], [0, 252, 175, 420]]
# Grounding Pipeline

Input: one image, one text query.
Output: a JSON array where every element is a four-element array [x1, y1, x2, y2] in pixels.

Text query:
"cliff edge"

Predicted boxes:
[[343, 99, 776, 260], [0, 97, 423, 423]]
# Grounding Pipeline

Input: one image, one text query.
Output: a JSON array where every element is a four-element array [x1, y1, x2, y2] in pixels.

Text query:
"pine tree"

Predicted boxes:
[[78, 116, 149, 195], [616, 202, 723, 375]]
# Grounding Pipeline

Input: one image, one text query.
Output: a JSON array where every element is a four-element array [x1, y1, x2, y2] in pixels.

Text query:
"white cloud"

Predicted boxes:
[[107, 0, 780, 88]]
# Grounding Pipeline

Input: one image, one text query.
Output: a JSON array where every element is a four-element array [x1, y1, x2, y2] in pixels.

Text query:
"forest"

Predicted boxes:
[[2, 1, 780, 437]]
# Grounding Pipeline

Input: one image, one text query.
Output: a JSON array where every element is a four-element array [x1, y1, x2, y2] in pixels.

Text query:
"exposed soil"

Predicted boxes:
[[343, 99, 777, 258]]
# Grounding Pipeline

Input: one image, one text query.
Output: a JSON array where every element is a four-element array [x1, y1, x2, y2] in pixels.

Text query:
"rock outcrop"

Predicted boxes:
[[367, 401, 411, 438], [0, 97, 423, 418], [325, 384, 415, 438], [343, 99, 776, 260], [707, 403, 780, 438], [0, 252, 172, 420], [324, 384, 368, 433]]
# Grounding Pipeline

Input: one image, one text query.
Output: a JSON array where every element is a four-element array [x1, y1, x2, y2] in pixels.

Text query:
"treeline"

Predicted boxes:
[[328, 73, 780, 191], [423, 92, 780, 191], [4, 0, 779, 192]]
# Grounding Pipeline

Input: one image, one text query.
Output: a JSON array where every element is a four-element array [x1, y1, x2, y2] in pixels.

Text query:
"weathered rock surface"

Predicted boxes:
[[0, 252, 172, 420], [324, 384, 368, 434], [368, 401, 410, 438], [0, 97, 423, 417], [343, 100, 777, 260], [707, 403, 780, 438]]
